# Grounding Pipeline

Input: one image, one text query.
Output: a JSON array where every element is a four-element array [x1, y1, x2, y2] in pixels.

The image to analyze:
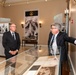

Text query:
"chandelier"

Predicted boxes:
[[0, 0, 6, 7]]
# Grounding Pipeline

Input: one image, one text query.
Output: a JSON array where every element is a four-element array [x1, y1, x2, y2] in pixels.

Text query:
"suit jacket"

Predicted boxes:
[[48, 32, 76, 62], [2, 31, 20, 59]]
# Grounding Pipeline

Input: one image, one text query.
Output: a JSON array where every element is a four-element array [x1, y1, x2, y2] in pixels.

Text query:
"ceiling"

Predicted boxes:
[[0, 0, 50, 7]]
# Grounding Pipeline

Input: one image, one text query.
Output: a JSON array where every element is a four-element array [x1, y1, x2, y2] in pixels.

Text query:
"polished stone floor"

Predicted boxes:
[[0, 57, 5, 62]]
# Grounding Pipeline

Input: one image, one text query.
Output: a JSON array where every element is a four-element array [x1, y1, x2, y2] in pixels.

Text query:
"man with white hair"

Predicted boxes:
[[48, 23, 76, 74]]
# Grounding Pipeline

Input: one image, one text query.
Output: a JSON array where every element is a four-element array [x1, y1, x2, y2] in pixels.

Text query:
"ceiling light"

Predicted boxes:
[[1, 0, 6, 7], [45, 0, 47, 1], [8, 4, 11, 6]]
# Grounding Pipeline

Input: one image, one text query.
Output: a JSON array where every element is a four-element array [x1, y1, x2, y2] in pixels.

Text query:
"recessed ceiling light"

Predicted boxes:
[[45, 0, 47, 1], [8, 4, 11, 6]]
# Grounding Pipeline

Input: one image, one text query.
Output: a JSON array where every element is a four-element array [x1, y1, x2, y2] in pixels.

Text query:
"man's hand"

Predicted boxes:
[[13, 50, 18, 55], [9, 50, 14, 55], [9, 50, 18, 55]]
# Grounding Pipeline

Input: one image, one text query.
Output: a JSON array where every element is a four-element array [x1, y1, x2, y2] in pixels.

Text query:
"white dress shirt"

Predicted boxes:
[[51, 33, 59, 55]]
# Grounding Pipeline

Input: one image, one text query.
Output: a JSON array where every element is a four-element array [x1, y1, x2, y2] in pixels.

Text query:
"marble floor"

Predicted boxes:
[[0, 57, 5, 62]]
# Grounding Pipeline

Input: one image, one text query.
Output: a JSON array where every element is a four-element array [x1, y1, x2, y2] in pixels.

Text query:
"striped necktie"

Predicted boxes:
[[50, 35, 55, 46], [12, 32, 16, 40]]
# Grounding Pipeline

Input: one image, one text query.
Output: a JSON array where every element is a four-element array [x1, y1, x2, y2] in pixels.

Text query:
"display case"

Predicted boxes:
[[0, 45, 61, 75], [0, 23, 10, 56]]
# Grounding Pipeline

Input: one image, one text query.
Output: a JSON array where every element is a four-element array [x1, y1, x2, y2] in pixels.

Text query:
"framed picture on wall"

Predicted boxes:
[[25, 10, 38, 40], [0, 23, 9, 34]]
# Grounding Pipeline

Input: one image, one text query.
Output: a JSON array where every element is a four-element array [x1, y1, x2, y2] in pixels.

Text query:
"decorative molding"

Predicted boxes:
[[0, 0, 51, 7], [0, 18, 10, 23]]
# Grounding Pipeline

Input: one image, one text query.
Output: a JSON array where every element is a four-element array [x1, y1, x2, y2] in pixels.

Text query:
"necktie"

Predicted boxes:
[[12, 32, 16, 40], [50, 35, 55, 46], [50, 35, 55, 55]]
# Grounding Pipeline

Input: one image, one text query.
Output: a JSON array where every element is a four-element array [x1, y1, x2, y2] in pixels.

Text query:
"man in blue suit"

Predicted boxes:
[[2, 23, 20, 75]]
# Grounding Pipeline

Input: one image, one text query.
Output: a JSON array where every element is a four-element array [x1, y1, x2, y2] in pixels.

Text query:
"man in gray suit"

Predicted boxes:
[[2, 23, 20, 75]]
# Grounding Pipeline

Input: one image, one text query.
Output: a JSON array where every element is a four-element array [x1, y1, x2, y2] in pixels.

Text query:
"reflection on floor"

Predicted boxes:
[[0, 57, 5, 62]]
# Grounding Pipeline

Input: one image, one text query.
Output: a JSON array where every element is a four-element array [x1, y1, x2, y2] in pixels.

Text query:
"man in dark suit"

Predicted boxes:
[[2, 23, 20, 75], [48, 23, 76, 75]]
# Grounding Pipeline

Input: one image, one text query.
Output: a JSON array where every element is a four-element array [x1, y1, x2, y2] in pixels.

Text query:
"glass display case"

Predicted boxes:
[[0, 45, 61, 75], [0, 23, 10, 56]]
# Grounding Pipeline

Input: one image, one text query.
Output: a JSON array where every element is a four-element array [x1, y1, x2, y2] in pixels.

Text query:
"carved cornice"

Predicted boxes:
[[0, 0, 50, 7]]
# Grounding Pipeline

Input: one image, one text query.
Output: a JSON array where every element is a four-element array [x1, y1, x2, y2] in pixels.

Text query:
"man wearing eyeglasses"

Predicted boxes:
[[2, 23, 20, 75], [48, 23, 76, 75]]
